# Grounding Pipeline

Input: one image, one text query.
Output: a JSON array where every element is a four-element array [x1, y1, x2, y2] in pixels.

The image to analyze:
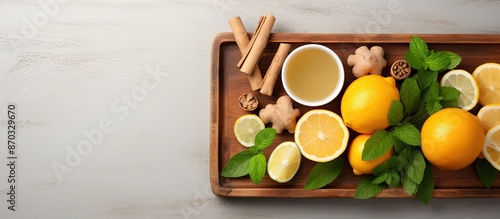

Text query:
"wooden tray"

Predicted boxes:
[[210, 33, 500, 198]]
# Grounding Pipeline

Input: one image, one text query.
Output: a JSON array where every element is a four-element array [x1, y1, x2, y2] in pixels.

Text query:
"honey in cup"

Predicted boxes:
[[282, 44, 344, 106]]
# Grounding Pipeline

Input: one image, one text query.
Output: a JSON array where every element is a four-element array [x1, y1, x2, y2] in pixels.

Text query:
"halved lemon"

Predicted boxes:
[[294, 109, 349, 162], [267, 141, 301, 183], [483, 124, 500, 171], [473, 63, 500, 106], [440, 69, 479, 111], [233, 114, 265, 147]]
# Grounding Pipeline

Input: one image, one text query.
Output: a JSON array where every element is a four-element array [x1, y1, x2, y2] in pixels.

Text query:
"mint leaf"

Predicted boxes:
[[388, 100, 404, 126], [409, 36, 429, 61], [373, 172, 388, 184], [412, 107, 431, 130], [405, 51, 425, 70], [475, 158, 499, 189], [445, 51, 462, 69], [362, 130, 394, 161], [425, 81, 440, 102], [393, 136, 409, 154], [247, 153, 266, 184], [354, 176, 387, 199], [440, 86, 461, 101], [255, 128, 276, 151], [248, 145, 259, 154], [373, 156, 400, 176], [304, 158, 345, 190], [416, 163, 434, 204], [414, 69, 438, 90], [396, 147, 412, 172], [400, 78, 421, 115], [406, 150, 426, 184], [373, 163, 389, 176], [393, 123, 421, 146], [426, 100, 442, 115], [425, 51, 451, 71], [221, 150, 257, 177], [401, 171, 419, 195], [440, 99, 459, 108], [387, 171, 401, 188]]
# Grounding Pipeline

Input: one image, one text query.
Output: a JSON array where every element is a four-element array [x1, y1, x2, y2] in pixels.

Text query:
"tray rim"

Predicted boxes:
[[210, 33, 500, 198]]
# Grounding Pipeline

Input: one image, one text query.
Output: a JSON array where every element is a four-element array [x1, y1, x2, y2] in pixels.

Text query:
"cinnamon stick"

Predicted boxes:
[[260, 43, 291, 96], [237, 14, 275, 75], [228, 16, 263, 90]]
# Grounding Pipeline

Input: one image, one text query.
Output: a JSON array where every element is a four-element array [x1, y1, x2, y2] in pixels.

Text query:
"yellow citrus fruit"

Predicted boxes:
[[421, 108, 485, 170], [473, 63, 500, 106], [341, 75, 400, 134], [440, 69, 480, 111], [267, 141, 301, 183], [347, 134, 393, 175], [477, 104, 500, 133], [294, 109, 349, 162], [483, 124, 500, 171], [233, 114, 265, 147], [477, 104, 500, 159]]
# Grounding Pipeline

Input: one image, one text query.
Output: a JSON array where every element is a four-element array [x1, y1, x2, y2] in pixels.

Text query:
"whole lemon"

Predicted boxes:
[[341, 75, 400, 134], [421, 108, 485, 171], [348, 134, 394, 175]]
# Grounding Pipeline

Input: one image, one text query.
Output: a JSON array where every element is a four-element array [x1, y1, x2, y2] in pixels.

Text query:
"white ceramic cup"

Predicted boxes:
[[281, 44, 345, 106]]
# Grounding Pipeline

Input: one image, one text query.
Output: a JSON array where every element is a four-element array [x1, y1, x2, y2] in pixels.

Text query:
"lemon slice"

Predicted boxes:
[[473, 63, 500, 106], [477, 104, 500, 133], [267, 141, 301, 183], [294, 109, 349, 162], [440, 69, 479, 111], [483, 124, 500, 171], [233, 114, 265, 147], [477, 104, 500, 159]]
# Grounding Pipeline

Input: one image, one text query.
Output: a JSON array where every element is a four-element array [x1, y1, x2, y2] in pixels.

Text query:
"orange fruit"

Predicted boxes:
[[341, 75, 400, 134], [294, 109, 349, 162], [421, 108, 484, 170], [347, 134, 393, 175], [472, 63, 500, 106]]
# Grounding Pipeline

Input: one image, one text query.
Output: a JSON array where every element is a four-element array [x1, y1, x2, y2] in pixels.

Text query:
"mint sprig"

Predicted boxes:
[[405, 36, 461, 72], [355, 36, 464, 203], [221, 128, 276, 185]]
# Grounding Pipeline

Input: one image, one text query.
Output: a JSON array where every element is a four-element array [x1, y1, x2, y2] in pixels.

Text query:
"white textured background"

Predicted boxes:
[[1, 0, 500, 218]]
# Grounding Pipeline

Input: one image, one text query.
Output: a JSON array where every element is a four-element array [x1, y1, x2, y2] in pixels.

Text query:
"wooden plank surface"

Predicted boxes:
[[210, 33, 500, 198]]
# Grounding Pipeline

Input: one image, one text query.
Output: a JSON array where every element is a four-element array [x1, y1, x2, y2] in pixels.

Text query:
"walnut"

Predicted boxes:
[[238, 93, 259, 111], [390, 60, 412, 80]]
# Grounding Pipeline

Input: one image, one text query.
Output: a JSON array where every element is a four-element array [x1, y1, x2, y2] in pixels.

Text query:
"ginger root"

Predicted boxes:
[[347, 46, 387, 78], [259, 95, 300, 134]]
